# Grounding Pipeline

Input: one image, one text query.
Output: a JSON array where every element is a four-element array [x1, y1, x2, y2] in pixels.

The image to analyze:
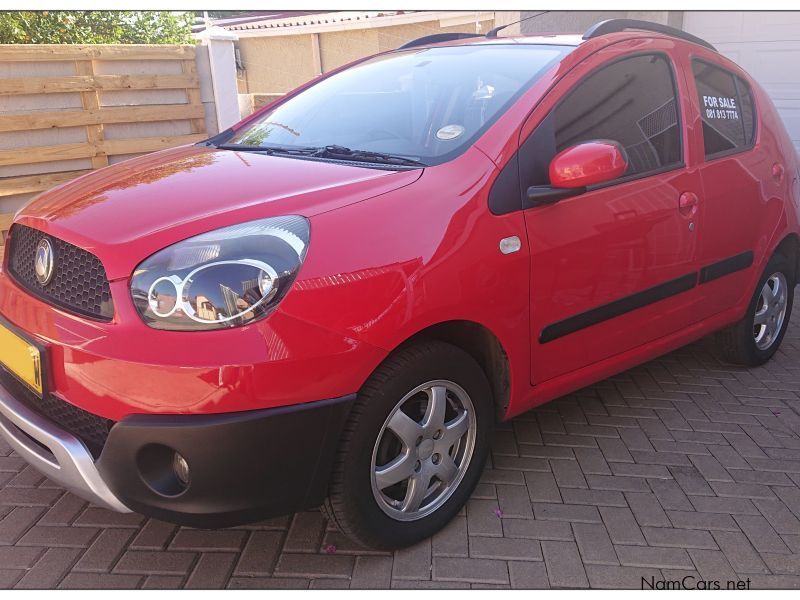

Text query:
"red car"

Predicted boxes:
[[0, 19, 798, 549]]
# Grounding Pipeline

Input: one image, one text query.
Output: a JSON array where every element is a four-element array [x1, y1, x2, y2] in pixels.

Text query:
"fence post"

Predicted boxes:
[[196, 26, 240, 133]]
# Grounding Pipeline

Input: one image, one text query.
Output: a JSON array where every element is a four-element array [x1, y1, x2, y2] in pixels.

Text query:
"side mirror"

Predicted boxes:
[[549, 140, 628, 189]]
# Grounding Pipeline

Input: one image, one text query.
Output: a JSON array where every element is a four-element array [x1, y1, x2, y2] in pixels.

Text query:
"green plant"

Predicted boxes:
[[0, 11, 194, 44]]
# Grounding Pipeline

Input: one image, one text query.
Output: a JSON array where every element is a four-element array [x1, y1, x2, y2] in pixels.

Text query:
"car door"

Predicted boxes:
[[519, 44, 706, 384], [682, 53, 772, 320]]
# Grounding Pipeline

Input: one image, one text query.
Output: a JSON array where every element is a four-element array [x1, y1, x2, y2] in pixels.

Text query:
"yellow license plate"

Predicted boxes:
[[0, 321, 43, 396]]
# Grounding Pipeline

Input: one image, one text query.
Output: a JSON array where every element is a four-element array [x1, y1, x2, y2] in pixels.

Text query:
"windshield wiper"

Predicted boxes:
[[216, 143, 319, 154], [217, 143, 425, 168], [311, 145, 426, 167]]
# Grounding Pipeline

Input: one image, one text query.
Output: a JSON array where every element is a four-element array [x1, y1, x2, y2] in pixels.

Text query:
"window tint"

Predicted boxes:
[[692, 59, 756, 158], [738, 77, 756, 146], [521, 54, 683, 189], [554, 54, 682, 177]]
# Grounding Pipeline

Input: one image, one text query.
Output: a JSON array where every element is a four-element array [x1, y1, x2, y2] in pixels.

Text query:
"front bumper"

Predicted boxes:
[[0, 268, 386, 421], [0, 378, 128, 512], [0, 371, 355, 526], [96, 393, 355, 527]]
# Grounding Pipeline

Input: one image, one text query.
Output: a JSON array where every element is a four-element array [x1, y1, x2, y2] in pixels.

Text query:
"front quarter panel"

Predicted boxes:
[[279, 147, 531, 407]]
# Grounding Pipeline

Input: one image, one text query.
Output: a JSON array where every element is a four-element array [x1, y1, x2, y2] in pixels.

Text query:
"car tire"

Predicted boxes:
[[715, 251, 795, 366], [324, 340, 494, 549]]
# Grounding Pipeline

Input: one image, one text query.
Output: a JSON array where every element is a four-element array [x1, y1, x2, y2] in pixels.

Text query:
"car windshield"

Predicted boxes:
[[223, 44, 573, 166]]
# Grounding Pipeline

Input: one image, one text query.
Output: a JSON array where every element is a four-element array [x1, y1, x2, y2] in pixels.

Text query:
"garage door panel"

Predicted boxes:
[[684, 11, 800, 43], [773, 107, 800, 151], [683, 12, 746, 43], [774, 105, 800, 129], [740, 44, 800, 82], [759, 82, 800, 101], [685, 11, 800, 154], [713, 43, 800, 83], [714, 46, 741, 65], [739, 12, 800, 41]]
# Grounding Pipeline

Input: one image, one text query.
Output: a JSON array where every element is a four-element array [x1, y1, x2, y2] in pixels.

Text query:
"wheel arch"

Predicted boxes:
[[390, 320, 512, 422], [774, 232, 800, 282]]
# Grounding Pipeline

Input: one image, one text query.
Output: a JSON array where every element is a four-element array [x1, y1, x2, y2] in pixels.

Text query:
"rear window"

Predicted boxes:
[[692, 59, 756, 159], [225, 44, 572, 166]]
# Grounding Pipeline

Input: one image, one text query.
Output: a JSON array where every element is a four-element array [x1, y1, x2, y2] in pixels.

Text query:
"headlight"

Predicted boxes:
[[130, 216, 309, 331]]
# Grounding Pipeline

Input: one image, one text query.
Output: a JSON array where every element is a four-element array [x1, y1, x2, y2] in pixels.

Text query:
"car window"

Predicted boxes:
[[224, 44, 572, 166], [692, 59, 756, 159], [555, 54, 682, 175], [521, 53, 683, 190]]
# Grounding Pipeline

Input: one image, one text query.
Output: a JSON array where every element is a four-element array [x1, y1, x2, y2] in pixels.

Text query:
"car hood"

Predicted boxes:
[[14, 145, 422, 280]]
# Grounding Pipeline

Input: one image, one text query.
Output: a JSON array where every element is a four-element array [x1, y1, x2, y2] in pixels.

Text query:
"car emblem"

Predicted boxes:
[[34, 238, 55, 286]]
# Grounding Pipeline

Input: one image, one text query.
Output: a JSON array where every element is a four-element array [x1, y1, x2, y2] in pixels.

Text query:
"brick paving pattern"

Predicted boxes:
[[1, 297, 800, 589]]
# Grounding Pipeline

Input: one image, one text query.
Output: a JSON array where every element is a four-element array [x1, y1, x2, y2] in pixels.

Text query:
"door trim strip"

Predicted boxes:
[[538, 249, 755, 344], [698, 250, 754, 284], [539, 273, 698, 344]]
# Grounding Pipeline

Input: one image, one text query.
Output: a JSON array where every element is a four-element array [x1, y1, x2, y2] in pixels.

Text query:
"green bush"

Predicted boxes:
[[0, 11, 194, 44]]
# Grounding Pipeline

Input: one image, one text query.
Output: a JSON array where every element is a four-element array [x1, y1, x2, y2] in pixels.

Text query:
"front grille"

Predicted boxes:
[[0, 367, 112, 458], [7, 224, 114, 321]]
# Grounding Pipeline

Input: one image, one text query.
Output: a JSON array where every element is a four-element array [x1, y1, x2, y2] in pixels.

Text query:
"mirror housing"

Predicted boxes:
[[549, 140, 628, 189]]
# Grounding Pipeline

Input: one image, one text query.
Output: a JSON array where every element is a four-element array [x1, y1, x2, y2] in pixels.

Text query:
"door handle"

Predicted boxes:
[[678, 191, 699, 217], [772, 163, 785, 183]]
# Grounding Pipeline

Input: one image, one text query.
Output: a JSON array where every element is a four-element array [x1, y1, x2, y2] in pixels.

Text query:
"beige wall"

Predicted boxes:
[[320, 20, 494, 72], [235, 11, 690, 95], [237, 16, 496, 95], [236, 34, 319, 95]]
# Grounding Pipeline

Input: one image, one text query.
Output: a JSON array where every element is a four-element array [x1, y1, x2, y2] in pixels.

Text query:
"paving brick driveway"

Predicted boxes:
[[2, 296, 800, 589]]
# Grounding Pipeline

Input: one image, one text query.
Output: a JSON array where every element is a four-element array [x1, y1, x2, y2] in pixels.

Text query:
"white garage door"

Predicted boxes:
[[684, 11, 800, 153]]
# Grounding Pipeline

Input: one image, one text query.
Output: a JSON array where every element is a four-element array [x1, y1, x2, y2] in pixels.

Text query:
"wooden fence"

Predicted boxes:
[[0, 43, 211, 261]]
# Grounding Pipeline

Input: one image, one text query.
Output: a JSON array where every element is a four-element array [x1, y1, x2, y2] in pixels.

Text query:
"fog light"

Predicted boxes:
[[137, 444, 190, 496], [173, 452, 190, 485]]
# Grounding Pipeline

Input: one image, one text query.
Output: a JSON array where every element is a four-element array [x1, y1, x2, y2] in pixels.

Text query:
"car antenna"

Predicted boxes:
[[486, 11, 550, 38]]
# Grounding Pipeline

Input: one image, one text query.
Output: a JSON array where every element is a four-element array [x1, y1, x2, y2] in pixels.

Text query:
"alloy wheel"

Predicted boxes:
[[370, 380, 476, 522], [753, 272, 788, 351]]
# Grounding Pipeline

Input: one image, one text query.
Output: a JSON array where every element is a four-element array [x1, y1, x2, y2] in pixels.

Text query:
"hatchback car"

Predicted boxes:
[[1, 19, 798, 549]]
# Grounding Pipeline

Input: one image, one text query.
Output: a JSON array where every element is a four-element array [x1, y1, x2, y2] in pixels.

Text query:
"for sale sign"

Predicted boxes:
[[702, 95, 739, 121]]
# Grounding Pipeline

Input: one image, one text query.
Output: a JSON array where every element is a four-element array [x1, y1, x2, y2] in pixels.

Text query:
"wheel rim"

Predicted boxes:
[[370, 379, 477, 522], [753, 272, 788, 351]]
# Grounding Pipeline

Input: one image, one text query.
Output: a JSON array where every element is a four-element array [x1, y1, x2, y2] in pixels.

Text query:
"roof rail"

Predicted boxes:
[[582, 19, 716, 51], [398, 32, 483, 50]]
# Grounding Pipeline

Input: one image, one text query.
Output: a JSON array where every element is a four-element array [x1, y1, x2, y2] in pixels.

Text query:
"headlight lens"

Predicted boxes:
[[130, 215, 309, 331]]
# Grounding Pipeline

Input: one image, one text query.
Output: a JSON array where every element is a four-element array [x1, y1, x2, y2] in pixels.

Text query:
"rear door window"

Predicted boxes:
[[691, 59, 756, 159]]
